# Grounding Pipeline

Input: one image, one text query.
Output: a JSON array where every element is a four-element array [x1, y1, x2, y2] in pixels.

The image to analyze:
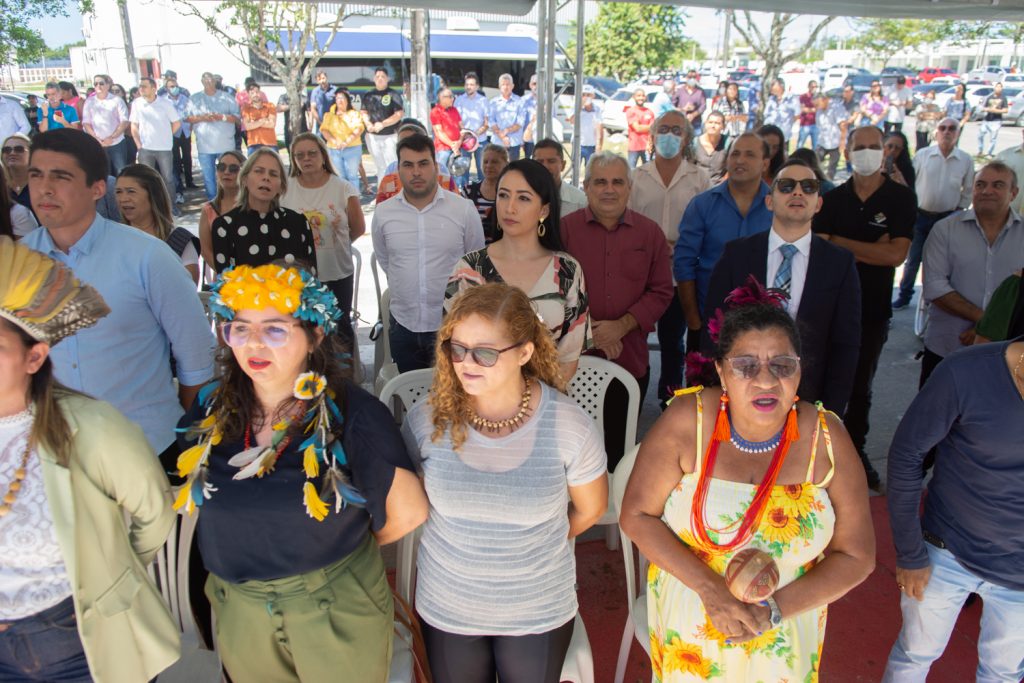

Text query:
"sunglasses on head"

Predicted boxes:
[[444, 340, 522, 367], [216, 162, 241, 173], [773, 177, 820, 195], [2, 145, 26, 154], [725, 355, 801, 380]]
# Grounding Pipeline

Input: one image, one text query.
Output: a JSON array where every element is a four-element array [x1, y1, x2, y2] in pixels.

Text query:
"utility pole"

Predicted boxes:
[[723, 10, 732, 68], [409, 9, 430, 125], [118, 0, 140, 82]]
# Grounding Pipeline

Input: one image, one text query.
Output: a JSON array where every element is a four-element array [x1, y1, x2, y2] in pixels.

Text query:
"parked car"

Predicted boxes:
[[601, 85, 662, 132], [554, 78, 615, 140], [1006, 94, 1024, 126], [918, 67, 957, 83], [966, 67, 1008, 83], [881, 66, 919, 86], [843, 73, 882, 90], [823, 66, 870, 92], [967, 86, 1022, 120], [912, 82, 951, 108]]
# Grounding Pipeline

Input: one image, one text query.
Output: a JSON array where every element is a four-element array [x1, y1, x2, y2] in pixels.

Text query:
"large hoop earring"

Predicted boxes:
[[537, 219, 546, 238]]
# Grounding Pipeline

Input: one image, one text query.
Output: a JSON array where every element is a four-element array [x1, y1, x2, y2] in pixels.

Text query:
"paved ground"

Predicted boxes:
[[177, 114, 1016, 493]]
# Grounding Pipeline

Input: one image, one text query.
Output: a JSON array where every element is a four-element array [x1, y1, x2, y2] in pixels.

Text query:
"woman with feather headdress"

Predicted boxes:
[[175, 260, 427, 682]]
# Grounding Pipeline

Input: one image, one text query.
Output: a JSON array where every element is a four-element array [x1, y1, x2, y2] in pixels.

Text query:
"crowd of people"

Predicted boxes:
[[0, 60, 1021, 683]]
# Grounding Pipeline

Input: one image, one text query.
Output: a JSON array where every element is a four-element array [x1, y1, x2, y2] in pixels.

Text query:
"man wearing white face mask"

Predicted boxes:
[[813, 124, 917, 490], [629, 110, 710, 405]]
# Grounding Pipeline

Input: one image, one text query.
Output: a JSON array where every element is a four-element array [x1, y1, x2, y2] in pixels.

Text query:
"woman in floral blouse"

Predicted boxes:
[[445, 159, 591, 381]]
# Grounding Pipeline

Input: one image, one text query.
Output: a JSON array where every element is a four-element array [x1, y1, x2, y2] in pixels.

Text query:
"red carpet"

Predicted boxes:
[[575, 496, 984, 682]]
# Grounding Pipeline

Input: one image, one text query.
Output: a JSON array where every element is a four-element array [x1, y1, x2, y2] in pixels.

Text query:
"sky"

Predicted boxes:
[[33, 4, 863, 56]]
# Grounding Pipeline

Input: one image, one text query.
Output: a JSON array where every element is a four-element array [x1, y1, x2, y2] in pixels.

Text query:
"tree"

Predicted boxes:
[[569, 3, 694, 82], [729, 11, 835, 127], [173, 0, 366, 137], [0, 0, 89, 66], [44, 39, 85, 61], [852, 19, 947, 68]]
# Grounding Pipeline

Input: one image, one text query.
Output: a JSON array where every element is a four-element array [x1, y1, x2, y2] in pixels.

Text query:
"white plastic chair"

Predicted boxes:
[[374, 289, 401, 396], [567, 356, 641, 550], [347, 249, 364, 385], [610, 444, 648, 683], [370, 251, 384, 316], [152, 510, 223, 683]]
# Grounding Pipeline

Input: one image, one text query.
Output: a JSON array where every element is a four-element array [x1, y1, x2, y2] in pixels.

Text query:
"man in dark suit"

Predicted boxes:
[[703, 158, 862, 415]]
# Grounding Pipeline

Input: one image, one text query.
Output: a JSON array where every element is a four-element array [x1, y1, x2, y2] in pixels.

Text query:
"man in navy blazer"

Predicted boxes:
[[702, 158, 862, 415]]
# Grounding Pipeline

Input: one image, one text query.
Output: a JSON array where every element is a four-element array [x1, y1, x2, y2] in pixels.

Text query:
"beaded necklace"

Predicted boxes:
[[469, 384, 532, 434], [729, 418, 783, 454], [0, 409, 32, 517]]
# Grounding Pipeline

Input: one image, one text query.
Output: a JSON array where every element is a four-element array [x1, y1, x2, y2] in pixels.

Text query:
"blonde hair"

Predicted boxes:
[[429, 283, 564, 450], [236, 148, 288, 210], [289, 132, 337, 178]]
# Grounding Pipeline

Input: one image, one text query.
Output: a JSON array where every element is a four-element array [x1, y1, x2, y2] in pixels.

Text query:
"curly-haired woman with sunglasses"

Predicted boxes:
[[619, 281, 874, 683], [197, 150, 245, 272], [402, 283, 607, 683]]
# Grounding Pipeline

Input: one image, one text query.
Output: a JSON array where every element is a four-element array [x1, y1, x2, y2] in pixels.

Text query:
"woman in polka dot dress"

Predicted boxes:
[[210, 148, 316, 273]]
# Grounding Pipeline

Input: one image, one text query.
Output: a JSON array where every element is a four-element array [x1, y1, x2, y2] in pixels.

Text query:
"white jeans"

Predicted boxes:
[[366, 133, 397, 181], [883, 544, 1024, 683]]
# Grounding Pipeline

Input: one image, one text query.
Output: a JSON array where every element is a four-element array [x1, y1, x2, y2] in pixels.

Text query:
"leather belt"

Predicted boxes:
[[923, 530, 947, 549]]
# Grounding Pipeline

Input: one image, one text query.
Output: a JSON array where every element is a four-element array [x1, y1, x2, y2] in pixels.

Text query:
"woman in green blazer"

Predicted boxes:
[[0, 236, 181, 682]]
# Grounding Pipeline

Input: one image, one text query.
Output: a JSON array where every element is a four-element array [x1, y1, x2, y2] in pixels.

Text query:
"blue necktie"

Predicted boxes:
[[774, 244, 798, 295]]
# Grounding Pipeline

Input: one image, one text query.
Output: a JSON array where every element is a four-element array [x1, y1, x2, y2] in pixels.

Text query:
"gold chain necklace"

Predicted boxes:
[[0, 437, 32, 517], [469, 384, 532, 434], [1013, 350, 1024, 394]]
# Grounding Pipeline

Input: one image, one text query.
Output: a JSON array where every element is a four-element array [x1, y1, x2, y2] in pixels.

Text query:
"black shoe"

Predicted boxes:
[[892, 297, 912, 310], [860, 453, 882, 489]]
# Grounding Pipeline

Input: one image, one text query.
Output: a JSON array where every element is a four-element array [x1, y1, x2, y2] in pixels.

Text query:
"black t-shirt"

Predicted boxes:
[[984, 94, 1008, 121], [210, 205, 316, 274], [812, 176, 917, 321], [178, 381, 416, 583], [362, 87, 404, 135]]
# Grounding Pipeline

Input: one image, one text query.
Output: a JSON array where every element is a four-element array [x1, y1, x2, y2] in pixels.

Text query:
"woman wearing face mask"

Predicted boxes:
[[210, 148, 316, 273], [694, 111, 727, 184], [629, 111, 710, 404]]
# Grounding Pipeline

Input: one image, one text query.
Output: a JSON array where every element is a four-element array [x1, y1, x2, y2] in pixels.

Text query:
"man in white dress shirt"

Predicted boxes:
[[532, 138, 587, 218], [893, 117, 974, 309], [371, 133, 485, 372], [629, 110, 710, 405]]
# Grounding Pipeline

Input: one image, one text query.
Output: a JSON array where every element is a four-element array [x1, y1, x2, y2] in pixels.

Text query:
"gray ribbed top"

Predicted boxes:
[[402, 382, 606, 635]]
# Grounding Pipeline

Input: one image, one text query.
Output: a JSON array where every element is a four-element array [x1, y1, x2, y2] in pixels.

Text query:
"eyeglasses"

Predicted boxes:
[[444, 340, 522, 367], [216, 162, 241, 173], [937, 125, 959, 131], [773, 177, 820, 195], [93, 81, 107, 87], [656, 125, 685, 136], [220, 321, 300, 348], [725, 355, 801, 380], [1, 145, 27, 155]]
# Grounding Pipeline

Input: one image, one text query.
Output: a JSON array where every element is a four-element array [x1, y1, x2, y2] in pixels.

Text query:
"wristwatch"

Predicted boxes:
[[763, 596, 782, 628]]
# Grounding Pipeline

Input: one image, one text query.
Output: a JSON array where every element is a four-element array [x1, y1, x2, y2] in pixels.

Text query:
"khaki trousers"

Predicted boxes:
[[206, 535, 393, 682]]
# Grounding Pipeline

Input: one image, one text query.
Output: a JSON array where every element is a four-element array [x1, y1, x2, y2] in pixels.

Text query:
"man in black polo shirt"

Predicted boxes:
[[813, 125, 916, 489], [361, 67, 405, 183]]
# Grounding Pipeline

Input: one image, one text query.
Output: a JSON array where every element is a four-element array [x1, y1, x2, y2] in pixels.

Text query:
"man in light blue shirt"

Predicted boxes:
[[675, 132, 773, 352], [0, 96, 30, 142], [454, 71, 491, 184], [762, 79, 799, 143], [489, 73, 525, 160], [187, 72, 242, 200], [22, 128, 215, 466]]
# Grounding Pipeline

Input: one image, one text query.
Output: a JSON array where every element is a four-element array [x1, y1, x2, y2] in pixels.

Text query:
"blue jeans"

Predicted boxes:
[[0, 597, 91, 682], [198, 151, 222, 201], [896, 210, 952, 304], [797, 124, 817, 150], [329, 146, 362, 187], [883, 544, 1024, 682], [104, 138, 128, 176], [436, 148, 453, 178], [979, 120, 1002, 156], [628, 150, 648, 167], [580, 145, 596, 167], [388, 315, 436, 373], [455, 145, 486, 190]]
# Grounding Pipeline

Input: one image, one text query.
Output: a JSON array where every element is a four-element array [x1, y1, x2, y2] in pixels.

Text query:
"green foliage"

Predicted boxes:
[[43, 39, 84, 60], [568, 3, 694, 82], [0, 0, 89, 66], [852, 19, 947, 67]]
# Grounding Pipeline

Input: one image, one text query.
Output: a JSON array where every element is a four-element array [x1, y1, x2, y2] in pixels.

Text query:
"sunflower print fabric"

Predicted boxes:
[[648, 395, 836, 683]]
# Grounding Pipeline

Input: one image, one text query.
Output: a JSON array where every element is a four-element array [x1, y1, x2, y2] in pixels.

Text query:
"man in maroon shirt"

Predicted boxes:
[[561, 151, 674, 468]]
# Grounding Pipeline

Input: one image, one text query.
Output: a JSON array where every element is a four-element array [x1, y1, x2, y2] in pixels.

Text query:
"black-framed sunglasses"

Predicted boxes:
[[216, 162, 241, 173], [725, 355, 801, 380], [93, 81, 108, 87], [656, 125, 685, 136], [773, 177, 820, 195], [444, 340, 523, 367], [1, 145, 27, 155]]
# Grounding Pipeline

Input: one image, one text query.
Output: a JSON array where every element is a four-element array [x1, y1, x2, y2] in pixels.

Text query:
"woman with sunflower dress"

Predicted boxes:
[[174, 262, 427, 682], [619, 284, 875, 682]]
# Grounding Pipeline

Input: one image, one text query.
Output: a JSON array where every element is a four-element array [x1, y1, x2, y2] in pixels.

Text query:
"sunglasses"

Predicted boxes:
[[216, 162, 241, 173], [2, 145, 26, 154], [937, 125, 959, 131], [773, 177, 820, 195], [220, 321, 299, 348], [94, 81, 108, 87], [725, 355, 801, 381], [444, 340, 522, 367], [656, 125, 685, 136]]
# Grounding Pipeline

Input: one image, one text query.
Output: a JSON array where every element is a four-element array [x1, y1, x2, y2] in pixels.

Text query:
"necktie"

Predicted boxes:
[[774, 244, 798, 296]]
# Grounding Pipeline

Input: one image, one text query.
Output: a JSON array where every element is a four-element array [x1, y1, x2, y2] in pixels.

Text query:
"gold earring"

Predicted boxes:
[[538, 218, 546, 237]]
